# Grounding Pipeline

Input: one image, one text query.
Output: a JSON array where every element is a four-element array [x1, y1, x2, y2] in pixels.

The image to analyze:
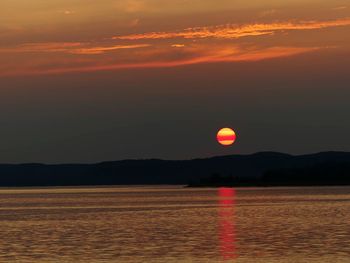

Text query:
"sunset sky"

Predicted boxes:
[[1, 0, 350, 163]]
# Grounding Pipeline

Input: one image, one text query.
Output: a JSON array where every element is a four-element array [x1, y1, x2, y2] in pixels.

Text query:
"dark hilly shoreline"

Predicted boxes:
[[1, 151, 350, 187]]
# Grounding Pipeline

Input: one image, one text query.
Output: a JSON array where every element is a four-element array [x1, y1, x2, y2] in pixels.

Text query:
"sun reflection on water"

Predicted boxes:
[[218, 187, 237, 261]]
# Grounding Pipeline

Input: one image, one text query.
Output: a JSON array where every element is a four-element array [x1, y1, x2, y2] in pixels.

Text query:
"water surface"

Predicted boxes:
[[0, 186, 350, 262]]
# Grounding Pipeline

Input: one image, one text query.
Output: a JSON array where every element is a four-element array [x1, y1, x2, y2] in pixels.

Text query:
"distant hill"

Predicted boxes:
[[1, 151, 350, 187]]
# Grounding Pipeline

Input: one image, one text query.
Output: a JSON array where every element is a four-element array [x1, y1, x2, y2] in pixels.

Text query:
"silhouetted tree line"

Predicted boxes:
[[262, 162, 350, 186], [189, 162, 350, 187]]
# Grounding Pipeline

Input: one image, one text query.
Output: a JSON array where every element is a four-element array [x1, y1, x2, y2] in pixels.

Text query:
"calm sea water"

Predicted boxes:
[[0, 186, 350, 262]]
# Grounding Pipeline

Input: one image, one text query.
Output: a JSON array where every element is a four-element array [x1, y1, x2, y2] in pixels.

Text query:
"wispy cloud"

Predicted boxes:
[[0, 43, 150, 54], [113, 18, 350, 40], [0, 46, 320, 77], [61, 10, 75, 15], [0, 42, 83, 53], [71, 44, 150, 54], [1, 17, 346, 76], [333, 6, 347, 10], [171, 44, 185, 48]]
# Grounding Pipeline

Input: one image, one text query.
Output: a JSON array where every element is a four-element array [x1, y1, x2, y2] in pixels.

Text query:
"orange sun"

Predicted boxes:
[[217, 128, 236, 146]]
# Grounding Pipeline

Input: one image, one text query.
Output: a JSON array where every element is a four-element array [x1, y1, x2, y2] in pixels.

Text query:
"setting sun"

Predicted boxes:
[[217, 128, 236, 146]]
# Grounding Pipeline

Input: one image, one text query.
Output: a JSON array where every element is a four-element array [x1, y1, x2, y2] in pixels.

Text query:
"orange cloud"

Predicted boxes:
[[0, 43, 150, 54], [332, 6, 347, 11], [0, 42, 83, 53], [0, 46, 320, 77], [71, 44, 151, 54], [113, 18, 350, 40], [171, 44, 185, 48]]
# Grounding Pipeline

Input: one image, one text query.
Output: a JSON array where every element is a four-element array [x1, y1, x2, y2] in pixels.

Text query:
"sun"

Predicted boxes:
[[217, 128, 236, 146]]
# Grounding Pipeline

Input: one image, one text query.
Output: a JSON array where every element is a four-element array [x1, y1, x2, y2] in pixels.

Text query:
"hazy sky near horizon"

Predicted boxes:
[[0, 0, 350, 163]]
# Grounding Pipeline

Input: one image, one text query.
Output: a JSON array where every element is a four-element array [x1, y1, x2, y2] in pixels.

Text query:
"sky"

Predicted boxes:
[[0, 0, 350, 163]]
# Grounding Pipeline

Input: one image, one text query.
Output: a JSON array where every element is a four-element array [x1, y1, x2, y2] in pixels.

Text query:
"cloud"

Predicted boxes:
[[171, 44, 185, 48], [0, 17, 345, 76], [113, 18, 350, 40], [0, 42, 83, 53], [63, 10, 75, 15], [70, 44, 151, 54], [0, 43, 150, 55], [332, 6, 347, 11], [0, 45, 320, 77]]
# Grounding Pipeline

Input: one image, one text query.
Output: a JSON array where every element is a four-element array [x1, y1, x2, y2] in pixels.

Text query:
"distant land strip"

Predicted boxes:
[[1, 152, 350, 187]]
